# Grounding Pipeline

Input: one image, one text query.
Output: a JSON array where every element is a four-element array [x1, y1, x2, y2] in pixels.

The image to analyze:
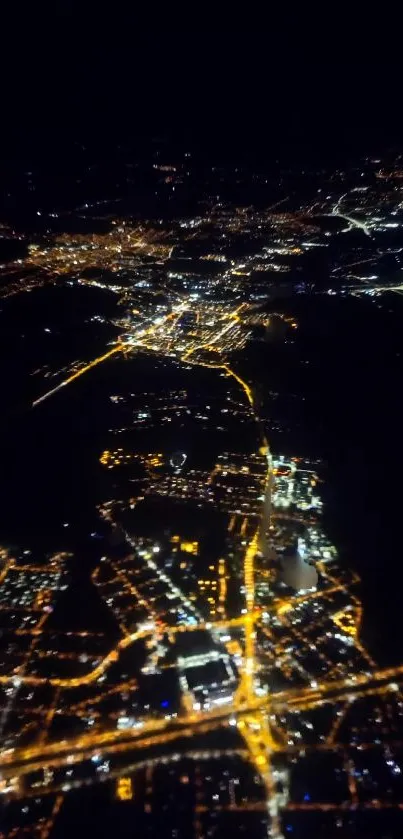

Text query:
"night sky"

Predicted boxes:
[[1, 11, 402, 163]]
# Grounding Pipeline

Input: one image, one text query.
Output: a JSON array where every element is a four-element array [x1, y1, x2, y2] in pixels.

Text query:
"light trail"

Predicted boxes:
[[68, 680, 137, 714], [207, 318, 238, 345], [351, 283, 403, 295], [333, 211, 372, 237], [239, 713, 282, 838], [0, 702, 263, 779], [0, 628, 149, 688], [331, 256, 376, 273], [180, 341, 270, 710], [32, 305, 186, 408], [180, 337, 280, 834], [181, 351, 254, 411], [272, 663, 403, 709], [326, 193, 372, 237], [222, 364, 254, 408], [237, 530, 259, 703], [217, 559, 227, 617], [32, 344, 124, 406], [0, 615, 251, 688], [2, 662, 403, 801]]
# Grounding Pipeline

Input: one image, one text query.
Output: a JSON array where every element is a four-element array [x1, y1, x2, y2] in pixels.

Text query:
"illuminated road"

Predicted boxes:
[[351, 282, 403, 296], [13, 750, 250, 802], [278, 661, 403, 710], [180, 338, 272, 718], [2, 660, 403, 788], [0, 628, 149, 688], [4, 329, 283, 830], [0, 701, 264, 781], [20, 295, 400, 838], [0, 615, 250, 688], [32, 345, 125, 406], [32, 301, 247, 409], [32, 305, 186, 408], [4, 191, 403, 838], [332, 211, 372, 237], [327, 193, 372, 237]]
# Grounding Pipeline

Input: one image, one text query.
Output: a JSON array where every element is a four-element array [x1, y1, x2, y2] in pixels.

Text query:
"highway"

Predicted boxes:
[[2, 658, 402, 786], [32, 345, 124, 406], [0, 701, 263, 781], [32, 304, 186, 408]]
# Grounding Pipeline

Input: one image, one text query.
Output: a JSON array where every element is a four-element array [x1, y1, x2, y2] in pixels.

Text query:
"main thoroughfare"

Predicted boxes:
[[1, 659, 403, 795]]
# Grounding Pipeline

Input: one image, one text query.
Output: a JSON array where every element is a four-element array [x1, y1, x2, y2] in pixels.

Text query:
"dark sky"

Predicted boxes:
[[2, 8, 403, 161]]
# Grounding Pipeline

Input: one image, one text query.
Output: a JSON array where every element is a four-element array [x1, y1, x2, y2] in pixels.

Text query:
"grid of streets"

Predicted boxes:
[[2, 156, 403, 838]]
